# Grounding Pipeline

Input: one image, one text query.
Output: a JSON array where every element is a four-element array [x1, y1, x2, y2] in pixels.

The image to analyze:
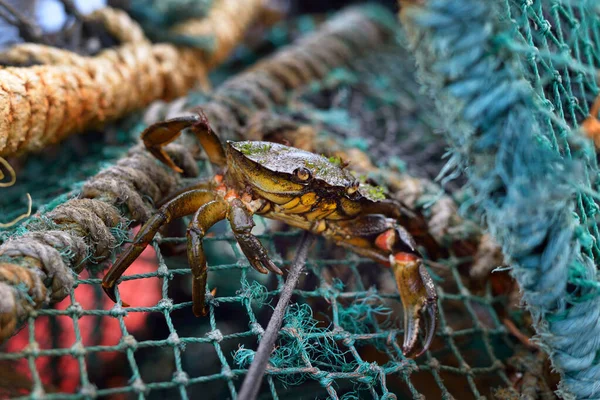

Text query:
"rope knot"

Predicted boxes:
[[207, 329, 223, 342], [250, 322, 264, 336], [130, 378, 147, 395], [158, 298, 174, 311], [79, 384, 98, 398], [173, 371, 189, 386], [109, 304, 128, 317], [122, 334, 138, 350]]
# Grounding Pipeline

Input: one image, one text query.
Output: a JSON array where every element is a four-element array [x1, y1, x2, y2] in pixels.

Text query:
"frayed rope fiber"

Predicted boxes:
[[400, 0, 600, 398], [0, 0, 265, 158]]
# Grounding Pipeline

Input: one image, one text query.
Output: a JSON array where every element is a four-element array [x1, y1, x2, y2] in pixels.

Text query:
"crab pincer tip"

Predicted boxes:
[[102, 283, 130, 307]]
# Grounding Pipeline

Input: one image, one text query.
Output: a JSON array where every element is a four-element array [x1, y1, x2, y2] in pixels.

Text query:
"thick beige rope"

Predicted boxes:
[[0, 0, 266, 157]]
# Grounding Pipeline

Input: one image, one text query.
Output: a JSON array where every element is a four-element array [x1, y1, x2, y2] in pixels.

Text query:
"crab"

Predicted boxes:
[[101, 111, 438, 356]]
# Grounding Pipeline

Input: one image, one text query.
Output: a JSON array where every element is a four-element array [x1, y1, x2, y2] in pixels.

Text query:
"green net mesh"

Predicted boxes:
[[4, 0, 596, 398]]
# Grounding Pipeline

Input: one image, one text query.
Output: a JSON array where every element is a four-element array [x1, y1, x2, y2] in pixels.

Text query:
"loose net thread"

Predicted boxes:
[[0, 4, 552, 399]]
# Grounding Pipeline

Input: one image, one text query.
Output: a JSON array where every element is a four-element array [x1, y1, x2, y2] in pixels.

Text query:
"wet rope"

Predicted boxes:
[[0, 144, 197, 342], [0, 0, 266, 158]]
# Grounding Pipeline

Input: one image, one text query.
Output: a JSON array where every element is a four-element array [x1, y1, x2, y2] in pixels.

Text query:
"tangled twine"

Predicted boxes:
[[0, 0, 266, 158]]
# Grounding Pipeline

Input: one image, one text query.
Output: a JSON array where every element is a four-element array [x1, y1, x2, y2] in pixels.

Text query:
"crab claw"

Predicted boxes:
[[236, 234, 283, 276], [101, 283, 130, 308], [391, 252, 437, 357], [141, 116, 201, 173]]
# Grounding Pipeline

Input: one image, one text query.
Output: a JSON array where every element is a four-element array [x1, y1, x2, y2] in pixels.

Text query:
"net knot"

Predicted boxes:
[[221, 365, 234, 379], [71, 341, 86, 357], [575, 227, 595, 250], [341, 336, 355, 347], [538, 20, 552, 35], [130, 378, 147, 395], [172, 371, 189, 386], [320, 282, 340, 299], [78, 384, 97, 398], [551, 70, 562, 84], [313, 370, 334, 387], [25, 341, 40, 357], [167, 332, 181, 346], [122, 334, 138, 350], [428, 358, 441, 370], [157, 298, 174, 311], [568, 96, 580, 108], [207, 290, 218, 307], [66, 302, 84, 318], [385, 331, 398, 346], [157, 265, 170, 277], [109, 304, 128, 317], [355, 362, 380, 385], [30, 386, 45, 400], [250, 322, 264, 336], [207, 329, 223, 342]]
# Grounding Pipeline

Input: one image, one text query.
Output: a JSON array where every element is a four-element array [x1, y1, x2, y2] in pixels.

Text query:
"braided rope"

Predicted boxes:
[[0, 0, 265, 158], [0, 144, 197, 342]]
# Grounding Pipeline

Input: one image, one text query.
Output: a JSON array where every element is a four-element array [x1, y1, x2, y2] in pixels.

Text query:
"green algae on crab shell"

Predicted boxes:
[[359, 183, 387, 201], [229, 141, 356, 188]]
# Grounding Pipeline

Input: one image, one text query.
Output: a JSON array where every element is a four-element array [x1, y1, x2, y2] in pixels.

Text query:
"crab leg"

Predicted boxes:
[[156, 178, 216, 208], [227, 198, 283, 276], [324, 215, 437, 356], [187, 200, 228, 317], [102, 189, 216, 305], [141, 109, 226, 173]]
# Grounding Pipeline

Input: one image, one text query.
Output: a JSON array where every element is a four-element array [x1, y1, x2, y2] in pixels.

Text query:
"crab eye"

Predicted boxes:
[[346, 181, 361, 197], [294, 167, 312, 182]]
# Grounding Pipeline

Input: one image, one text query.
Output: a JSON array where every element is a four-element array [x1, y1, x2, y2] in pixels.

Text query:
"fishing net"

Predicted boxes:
[[2, 0, 598, 398]]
